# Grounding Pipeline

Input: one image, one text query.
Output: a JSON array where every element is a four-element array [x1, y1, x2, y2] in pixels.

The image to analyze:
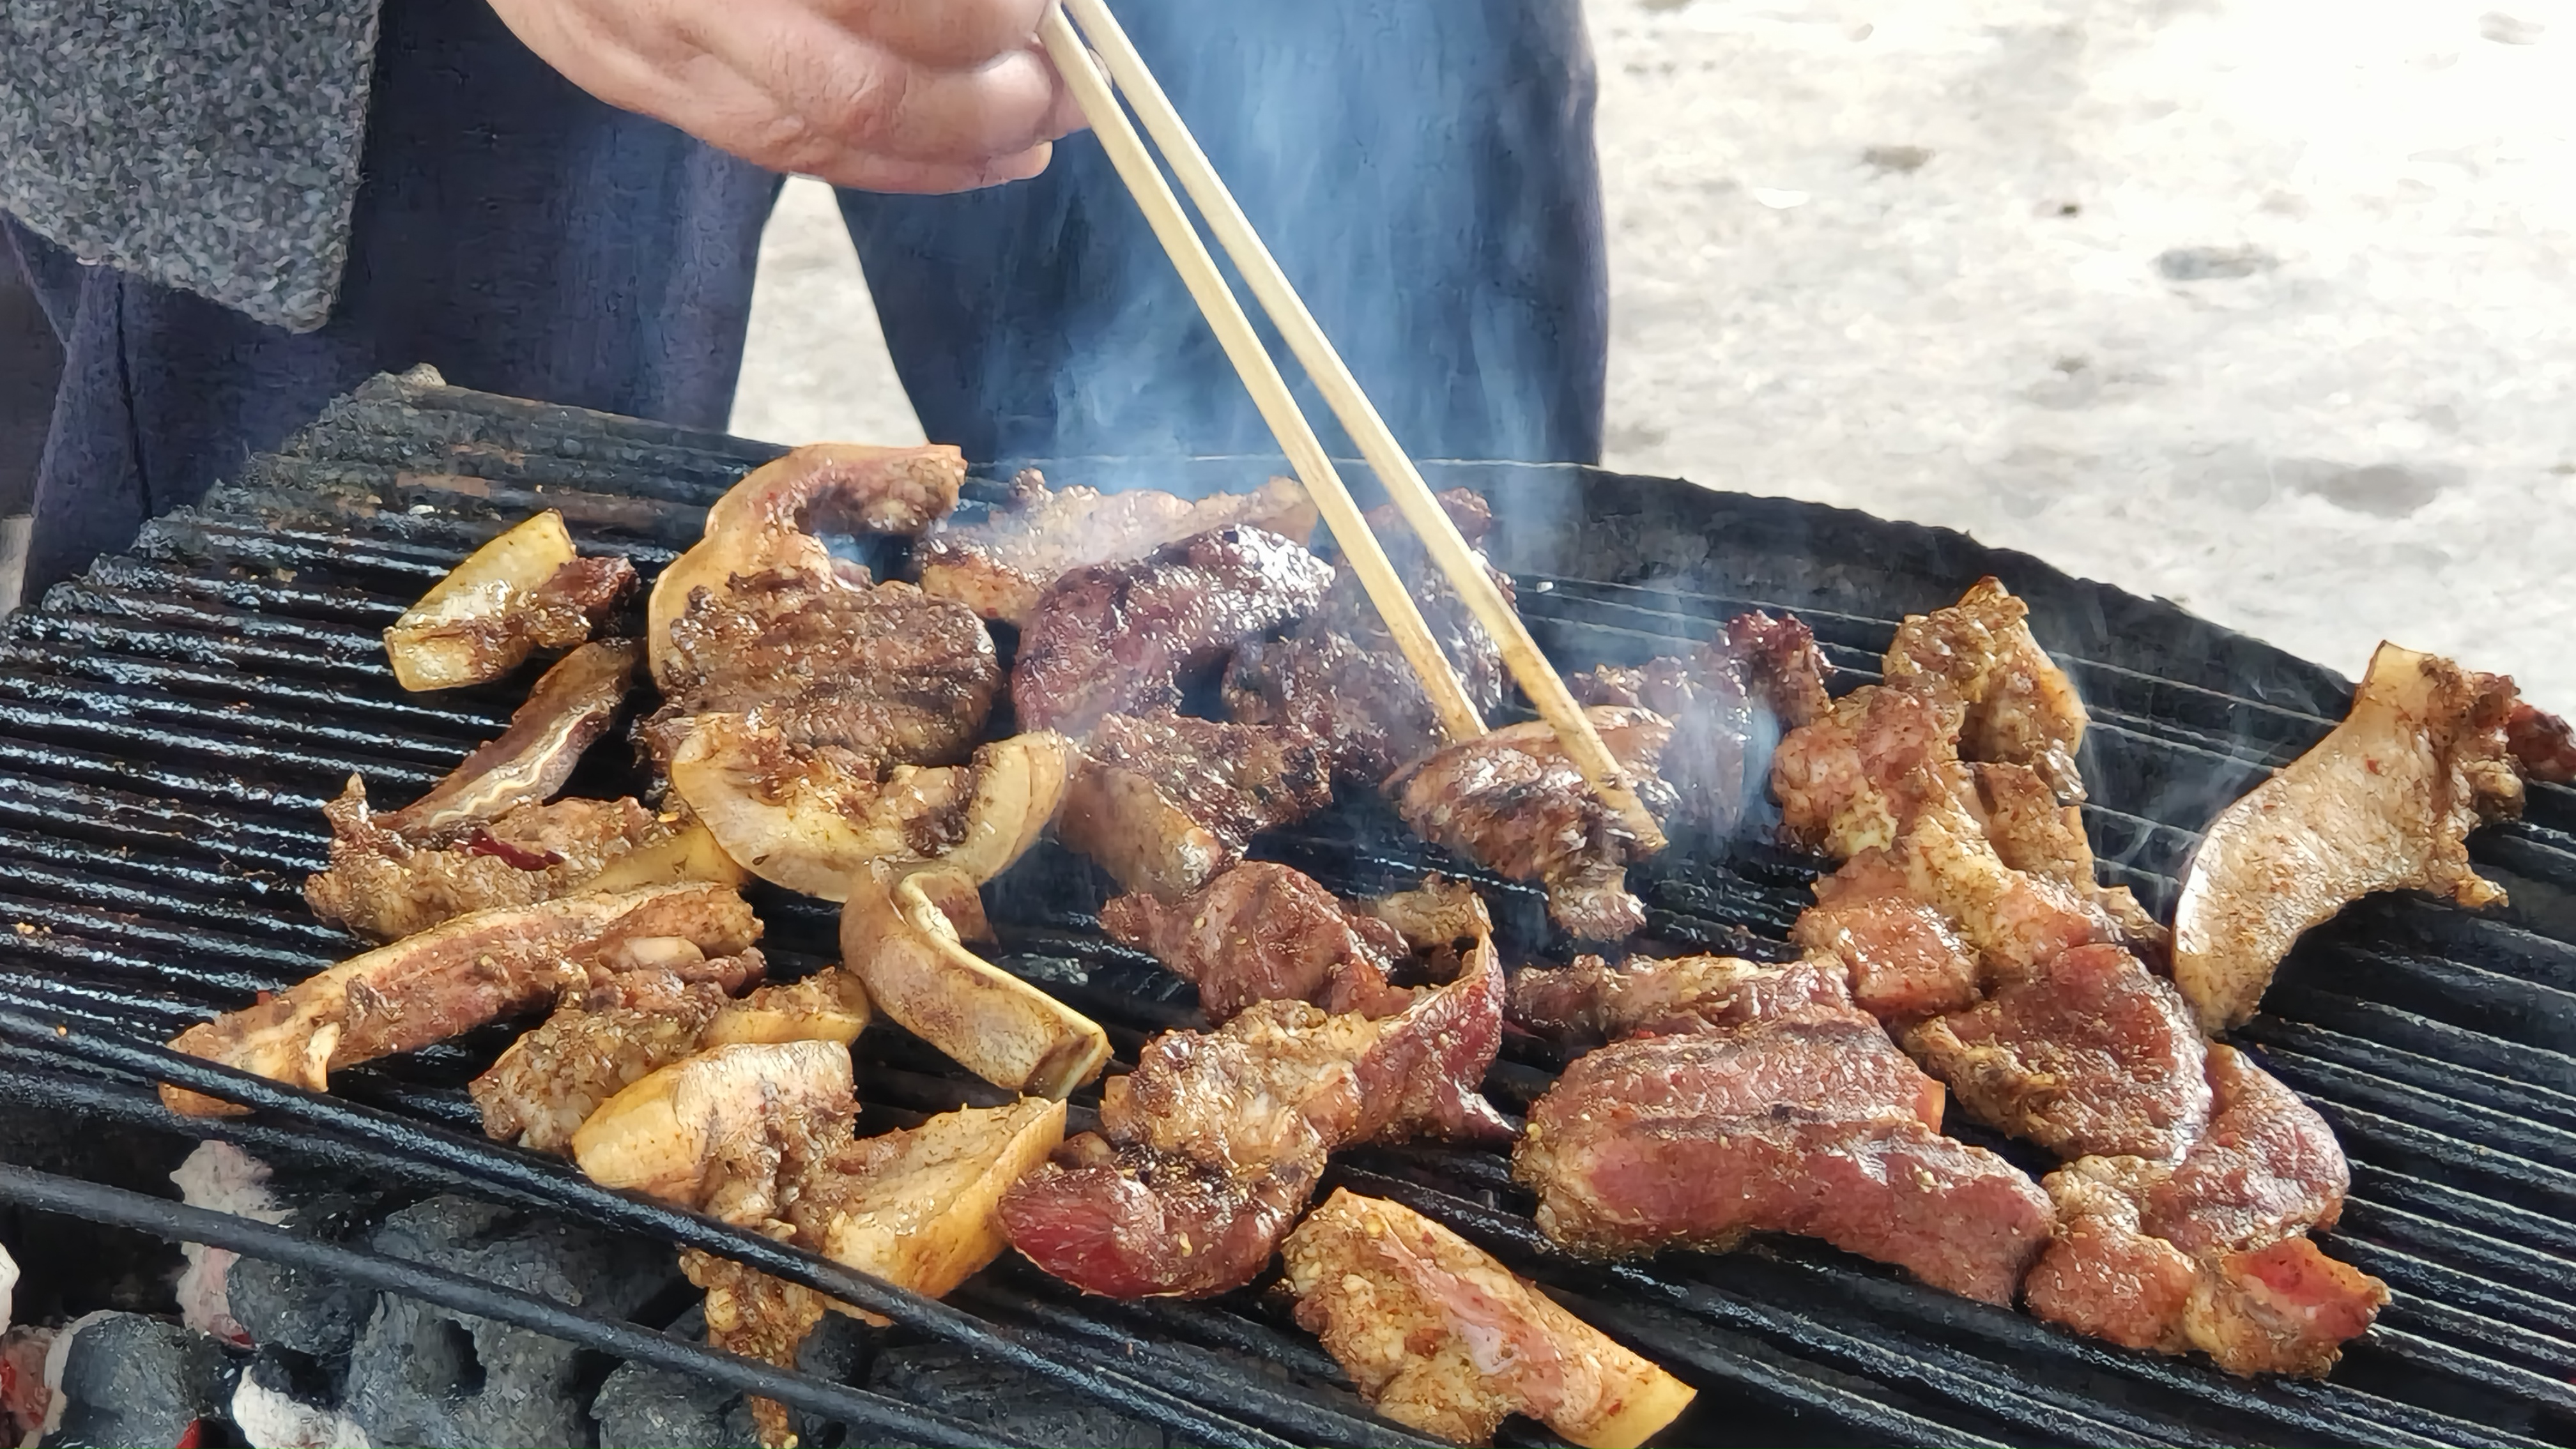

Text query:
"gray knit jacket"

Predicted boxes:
[[1, 0, 385, 332]]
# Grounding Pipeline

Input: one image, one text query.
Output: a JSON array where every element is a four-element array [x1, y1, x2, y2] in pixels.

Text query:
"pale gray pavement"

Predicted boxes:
[[730, 0, 2575, 705]]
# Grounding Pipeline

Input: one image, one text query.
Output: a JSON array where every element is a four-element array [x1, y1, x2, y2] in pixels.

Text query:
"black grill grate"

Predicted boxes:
[[0, 370, 2570, 1448]]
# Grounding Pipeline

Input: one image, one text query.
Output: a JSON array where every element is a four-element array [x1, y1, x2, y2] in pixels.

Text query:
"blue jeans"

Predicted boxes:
[[3, 0, 1604, 597]]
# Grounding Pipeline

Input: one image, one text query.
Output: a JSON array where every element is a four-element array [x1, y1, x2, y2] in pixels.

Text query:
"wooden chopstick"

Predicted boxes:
[[1034, 8, 1486, 749], [1049, 0, 1669, 852]]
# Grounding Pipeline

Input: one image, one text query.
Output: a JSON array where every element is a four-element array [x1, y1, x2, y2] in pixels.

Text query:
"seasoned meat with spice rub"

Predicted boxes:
[[1100, 862, 1418, 1022], [1000, 943, 1510, 1298], [1056, 712, 1333, 900], [1222, 490, 1510, 785], [1393, 706, 1676, 940], [916, 469, 1319, 625], [1569, 611, 1834, 839], [1508, 952, 1849, 1052], [1882, 576, 2090, 804], [1012, 525, 1335, 737]]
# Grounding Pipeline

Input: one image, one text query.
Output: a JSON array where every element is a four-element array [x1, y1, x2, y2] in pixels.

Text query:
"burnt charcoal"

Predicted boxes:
[[342, 1197, 675, 1449], [227, 1257, 372, 1361], [594, 1305, 871, 1449], [42, 1312, 237, 1449], [862, 1345, 1164, 1449]]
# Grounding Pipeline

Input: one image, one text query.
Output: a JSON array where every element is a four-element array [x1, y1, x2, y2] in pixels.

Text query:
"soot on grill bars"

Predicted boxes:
[[0, 372, 2571, 1449]]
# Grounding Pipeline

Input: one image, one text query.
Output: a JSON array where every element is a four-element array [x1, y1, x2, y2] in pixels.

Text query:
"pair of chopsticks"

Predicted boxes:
[[1036, 0, 1667, 853]]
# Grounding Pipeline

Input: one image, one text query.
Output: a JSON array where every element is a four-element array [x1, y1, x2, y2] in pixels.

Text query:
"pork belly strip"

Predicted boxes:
[[162, 884, 762, 1116], [1000, 944, 1510, 1298], [1011, 524, 1336, 738], [2025, 1046, 2388, 1376], [1392, 706, 1677, 941], [1056, 712, 1333, 900], [1100, 862, 1416, 1023], [916, 469, 1320, 626], [1284, 1189, 1698, 1449], [384, 640, 638, 839], [1220, 489, 1512, 786]]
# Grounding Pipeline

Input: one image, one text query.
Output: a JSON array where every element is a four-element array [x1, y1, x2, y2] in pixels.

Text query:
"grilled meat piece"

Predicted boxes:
[[305, 787, 743, 942], [1568, 612, 1835, 839], [1000, 944, 1511, 1298], [2025, 1046, 2387, 1376], [387, 640, 638, 839], [1363, 875, 1494, 964], [2507, 699, 2576, 783], [472, 966, 870, 1153], [1512, 983, 2053, 1305], [2173, 643, 2523, 1032], [1393, 706, 1677, 940], [1771, 686, 1972, 859], [1282, 1189, 1698, 1449], [572, 1038, 857, 1224], [1056, 712, 1332, 900], [1013, 525, 1336, 737], [1221, 489, 1510, 785], [1882, 576, 2090, 804], [1899, 944, 2210, 1162], [384, 510, 636, 691], [916, 470, 1321, 625], [1790, 850, 1983, 1018], [1962, 762, 2166, 951], [1508, 953, 1850, 1052], [164, 884, 762, 1116], [645, 571, 999, 768], [1100, 862, 1418, 1023], [682, 1252, 827, 1449]]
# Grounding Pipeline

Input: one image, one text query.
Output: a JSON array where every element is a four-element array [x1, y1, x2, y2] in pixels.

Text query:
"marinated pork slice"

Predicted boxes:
[[2025, 1046, 2387, 1376], [1393, 707, 1678, 940], [386, 640, 638, 839], [1961, 761, 2166, 951], [916, 470, 1321, 625], [1055, 712, 1332, 900], [472, 966, 870, 1153], [1282, 1190, 1698, 1449], [1882, 576, 2090, 804], [1507, 953, 1850, 1052], [1513, 1004, 2053, 1305], [163, 883, 763, 1116], [305, 790, 746, 942], [1899, 944, 2210, 1162], [1000, 944, 1511, 1298], [1770, 686, 1972, 860], [1790, 851, 1984, 1018], [1012, 525, 1337, 737], [572, 1038, 858, 1226], [2172, 643, 2524, 1032], [384, 510, 636, 691], [1221, 489, 1511, 785], [1100, 862, 1417, 1022], [1568, 611, 1835, 839]]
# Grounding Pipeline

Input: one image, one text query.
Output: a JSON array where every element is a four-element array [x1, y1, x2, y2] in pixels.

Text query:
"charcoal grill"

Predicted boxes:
[[0, 368, 2570, 1448]]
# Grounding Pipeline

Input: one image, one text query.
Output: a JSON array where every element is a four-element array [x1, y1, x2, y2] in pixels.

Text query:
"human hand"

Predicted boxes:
[[485, 0, 1082, 192]]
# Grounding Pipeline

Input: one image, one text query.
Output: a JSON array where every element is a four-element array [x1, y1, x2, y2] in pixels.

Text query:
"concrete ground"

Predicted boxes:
[[730, 0, 2574, 706]]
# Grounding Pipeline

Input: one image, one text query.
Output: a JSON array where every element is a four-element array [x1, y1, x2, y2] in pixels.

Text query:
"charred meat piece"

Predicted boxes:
[[1000, 944, 1510, 1298], [473, 967, 869, 1153], [1508, 952, 1850, 1053], [164, 884, 762, 1116], [646, 441, 966, 691], [1882, 576, 2090, 804], [1393, 707, 1677, 940], [305, 788, 745, 942], [1100, 862, 1418, 1023], [1513, 982, 2053, 1305], [384, 510, 636, 691], [1056, 712, 1332, 900], [1899, 944, 2210, 1162], [1282, 1189, 1698, 1449], [1013, 525, 1336, 737], [1790, 850, 1983, 1019], [1770, 686, 1972, 860], [917, 470, 1320, 625], [2173, 643, 2524, 1032], [1221, 490, 1510, 785], [645, 572, 999, 769], [1568, 611, 1834, 838], [2025, 1046, 2387, 1376]]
